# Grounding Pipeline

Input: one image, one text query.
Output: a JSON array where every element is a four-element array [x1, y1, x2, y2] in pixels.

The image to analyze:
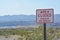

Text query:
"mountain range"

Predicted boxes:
[[0, 14, 60, 27]]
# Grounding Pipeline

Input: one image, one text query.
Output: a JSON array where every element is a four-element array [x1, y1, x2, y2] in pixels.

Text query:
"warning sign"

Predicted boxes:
[[36, 9, 54, 23]]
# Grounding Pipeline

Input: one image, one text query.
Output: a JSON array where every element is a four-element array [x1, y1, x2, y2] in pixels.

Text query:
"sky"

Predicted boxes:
[[0, 0, 60, 16]]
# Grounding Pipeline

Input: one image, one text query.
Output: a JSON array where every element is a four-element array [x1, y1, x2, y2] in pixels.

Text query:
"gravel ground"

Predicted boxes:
[[0, 35, 22, 40]]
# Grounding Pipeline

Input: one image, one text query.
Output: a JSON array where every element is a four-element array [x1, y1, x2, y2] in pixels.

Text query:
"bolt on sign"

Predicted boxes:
[[36, 9, 54, 23]]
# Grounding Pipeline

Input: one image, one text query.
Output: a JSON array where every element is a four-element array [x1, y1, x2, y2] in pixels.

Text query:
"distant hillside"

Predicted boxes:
[[0, 15, 36, 22], [54, 14, 60, 23], [0, 14, 60, 27], [0, 15, 36, 26]]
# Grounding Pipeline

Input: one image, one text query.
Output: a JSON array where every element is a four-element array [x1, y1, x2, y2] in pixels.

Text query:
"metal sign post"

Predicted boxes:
[[44, 23, 46, 40]]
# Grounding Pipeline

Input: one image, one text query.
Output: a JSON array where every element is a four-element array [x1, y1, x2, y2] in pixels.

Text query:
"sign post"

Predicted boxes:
[[44, 23, 46, 40], [36, 9, 54, 40]]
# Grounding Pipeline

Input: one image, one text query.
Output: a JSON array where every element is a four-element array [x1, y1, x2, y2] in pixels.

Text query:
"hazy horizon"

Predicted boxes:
[[0, 14, 59, 16]]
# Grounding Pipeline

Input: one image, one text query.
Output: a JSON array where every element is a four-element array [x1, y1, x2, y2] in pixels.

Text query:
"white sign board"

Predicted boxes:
[[36, 9, 54, 23]]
